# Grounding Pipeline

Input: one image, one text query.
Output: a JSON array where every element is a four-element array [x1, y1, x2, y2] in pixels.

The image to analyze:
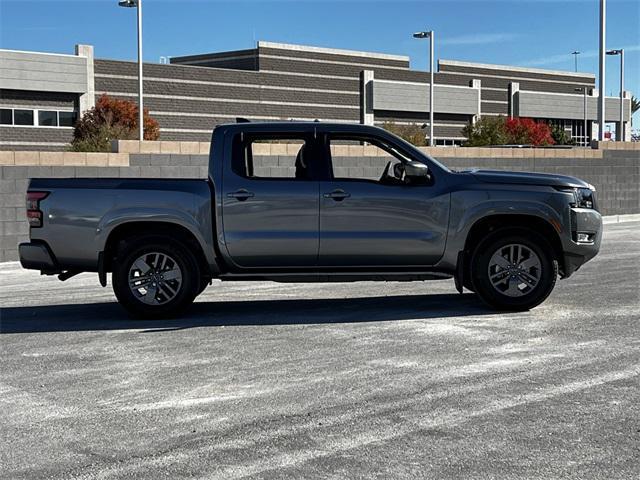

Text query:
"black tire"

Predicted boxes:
[[112, 235, 200, 319], [462, 280, 475, 293], [470, 229, 558, 311], [196, 277, 211, 297]]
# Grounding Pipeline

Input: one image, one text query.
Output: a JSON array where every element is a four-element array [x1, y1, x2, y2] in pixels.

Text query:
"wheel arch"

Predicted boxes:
[[462, 214, 565, 278], [102, 221, 215, 277]]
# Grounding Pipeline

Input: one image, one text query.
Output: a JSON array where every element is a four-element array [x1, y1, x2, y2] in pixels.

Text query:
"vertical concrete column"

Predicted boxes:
[[360, 70, 374, 126], [590, 89, 599, 144], [509, 82, 520, 118], [470, 79, 481, 124], [623, 91, 631, 141], [75, 44, 95, 114]]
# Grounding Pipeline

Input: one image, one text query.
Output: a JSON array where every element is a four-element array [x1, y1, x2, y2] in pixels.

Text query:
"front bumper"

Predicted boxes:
[[19, 241, 59, 273], [562, 208, 603, 277]]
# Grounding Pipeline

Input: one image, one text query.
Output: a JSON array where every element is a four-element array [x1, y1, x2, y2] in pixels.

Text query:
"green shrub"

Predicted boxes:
[[462, 116, 508, 146], [381, 122, 427, 146], [69, 123, 133, 152], [550, 125, 576, 146]]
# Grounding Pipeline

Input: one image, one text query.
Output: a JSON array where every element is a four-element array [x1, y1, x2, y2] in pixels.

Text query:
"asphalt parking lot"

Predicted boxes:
[[1, 221, 639, 479]]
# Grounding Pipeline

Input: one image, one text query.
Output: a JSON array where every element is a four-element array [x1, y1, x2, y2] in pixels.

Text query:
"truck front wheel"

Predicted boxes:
[[112, 235, 200, 319], [470, 230, 558, 311]]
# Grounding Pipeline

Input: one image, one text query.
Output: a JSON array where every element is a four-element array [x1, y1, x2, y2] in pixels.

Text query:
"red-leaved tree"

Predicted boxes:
[[505, 118, 555, 146], [71, 94, 160, 152]]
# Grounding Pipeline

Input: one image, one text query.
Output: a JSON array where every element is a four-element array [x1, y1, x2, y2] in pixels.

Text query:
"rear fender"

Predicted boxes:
[[96, 208, 218, 273]]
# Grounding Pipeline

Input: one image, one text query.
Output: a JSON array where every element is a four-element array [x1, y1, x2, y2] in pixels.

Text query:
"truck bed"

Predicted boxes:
[[27, 177, 214, 271]]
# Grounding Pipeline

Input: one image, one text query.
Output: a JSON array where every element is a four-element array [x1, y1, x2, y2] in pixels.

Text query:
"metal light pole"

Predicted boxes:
[[413, 30, 435, 147], [620, 49, 625, 141], [119, 0, 144, 141], [598, 0, 606, 141], [571, 51, 581, 72], [575, 87, 588, 146], [607, 48, 624, 141]]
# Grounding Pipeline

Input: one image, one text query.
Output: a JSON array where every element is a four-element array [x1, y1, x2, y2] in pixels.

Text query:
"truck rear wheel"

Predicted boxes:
[[112, 235, 200, 319], [470, 230, 557, 311]]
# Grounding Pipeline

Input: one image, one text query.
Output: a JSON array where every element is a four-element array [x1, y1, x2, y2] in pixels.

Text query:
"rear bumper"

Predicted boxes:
[[19, 241, 59, 272], [562, 208, 603, 277]]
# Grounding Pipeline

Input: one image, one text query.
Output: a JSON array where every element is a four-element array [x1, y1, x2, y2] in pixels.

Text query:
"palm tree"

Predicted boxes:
[[631, 96, 639, 127]]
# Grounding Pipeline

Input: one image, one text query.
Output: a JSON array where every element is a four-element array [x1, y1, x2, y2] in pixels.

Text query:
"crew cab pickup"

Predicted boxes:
[[19, 122, 602, 318]]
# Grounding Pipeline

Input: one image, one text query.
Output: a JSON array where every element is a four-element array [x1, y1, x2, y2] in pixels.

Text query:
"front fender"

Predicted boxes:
[[454, 200, 563, 237], [437, 189, 566, 271]]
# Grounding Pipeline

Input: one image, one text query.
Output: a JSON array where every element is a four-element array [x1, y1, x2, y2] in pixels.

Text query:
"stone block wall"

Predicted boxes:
[[1, 147, 638, 262], [0, 163, 210, 262]]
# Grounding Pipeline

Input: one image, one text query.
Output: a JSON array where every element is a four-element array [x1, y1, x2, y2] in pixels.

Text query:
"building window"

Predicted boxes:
[[39, 110, 58, 127], [0, 109, 12, 125], [58, 111, 77, 127], [0, 108, 76, 128], [14, 109, 34, 126]]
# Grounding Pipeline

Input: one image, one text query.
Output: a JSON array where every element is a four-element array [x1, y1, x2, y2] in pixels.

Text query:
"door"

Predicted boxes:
[[319, 136, 450, 267], [221, 132, 324, 268]]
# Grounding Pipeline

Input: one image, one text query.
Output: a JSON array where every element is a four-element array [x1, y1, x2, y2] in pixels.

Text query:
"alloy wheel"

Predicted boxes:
[[487, 243, 542, 297], [128, 252, 183, 305]]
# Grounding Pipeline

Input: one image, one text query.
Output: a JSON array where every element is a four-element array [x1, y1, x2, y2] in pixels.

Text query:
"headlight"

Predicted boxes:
[[573, 187, 596, 209]]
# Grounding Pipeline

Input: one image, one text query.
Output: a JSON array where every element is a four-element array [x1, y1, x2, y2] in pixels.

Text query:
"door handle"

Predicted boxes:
[[227, 189, 255, 201], [323, 189, 350, 201]]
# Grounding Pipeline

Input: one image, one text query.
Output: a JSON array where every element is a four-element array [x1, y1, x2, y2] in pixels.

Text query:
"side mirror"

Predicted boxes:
[[392, 162, 405, 179], [404, 161, 430, 184]]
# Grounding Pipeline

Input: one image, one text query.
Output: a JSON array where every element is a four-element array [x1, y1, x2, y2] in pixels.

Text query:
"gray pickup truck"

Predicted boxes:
[[19, 122, 602, 318]]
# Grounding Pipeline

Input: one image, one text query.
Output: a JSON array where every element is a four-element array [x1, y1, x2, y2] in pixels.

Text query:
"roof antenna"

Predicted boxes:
[[236, 117, 251, 123]]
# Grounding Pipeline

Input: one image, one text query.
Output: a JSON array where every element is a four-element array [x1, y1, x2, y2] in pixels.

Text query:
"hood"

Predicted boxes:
[[469, 169, 590, 188]]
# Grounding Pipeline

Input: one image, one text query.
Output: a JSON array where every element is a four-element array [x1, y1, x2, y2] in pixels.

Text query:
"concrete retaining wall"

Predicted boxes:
[[1, 147, 638, 262]]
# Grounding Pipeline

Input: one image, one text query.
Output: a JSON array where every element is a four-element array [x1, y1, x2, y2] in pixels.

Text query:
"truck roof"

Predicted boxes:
[[214, 121, 391, 135], [210, 121, 450, 174]]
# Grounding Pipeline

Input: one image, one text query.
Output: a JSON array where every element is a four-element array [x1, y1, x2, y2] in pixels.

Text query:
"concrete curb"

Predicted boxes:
[[602, 213, 640, 224]]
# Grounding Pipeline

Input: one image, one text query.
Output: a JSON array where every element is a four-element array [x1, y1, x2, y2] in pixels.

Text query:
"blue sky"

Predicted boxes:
[[1, 0, 639, 124]]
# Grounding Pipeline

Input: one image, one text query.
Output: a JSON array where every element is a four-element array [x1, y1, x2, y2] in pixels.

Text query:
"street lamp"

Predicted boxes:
[[597, 0, 606, 141], [413, 30, 435, 147], [118, 0, 144, 141], [607, 48, 625, 141], [571, 51, 581, 72], [575, 87, 588, 147]]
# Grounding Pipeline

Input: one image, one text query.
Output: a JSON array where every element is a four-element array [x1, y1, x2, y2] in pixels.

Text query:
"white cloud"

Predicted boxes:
[[440, 33, 522, 46]]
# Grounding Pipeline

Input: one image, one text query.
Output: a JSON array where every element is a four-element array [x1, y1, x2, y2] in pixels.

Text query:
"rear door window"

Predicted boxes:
[[231, 133, 328, 181]]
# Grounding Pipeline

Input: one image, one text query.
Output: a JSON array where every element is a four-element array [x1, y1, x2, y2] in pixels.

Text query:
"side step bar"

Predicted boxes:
[[218, 272, 453, 283]]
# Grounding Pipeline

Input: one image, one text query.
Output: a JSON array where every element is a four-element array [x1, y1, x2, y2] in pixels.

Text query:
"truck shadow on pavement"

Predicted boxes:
[[1, 293, 493, 334]]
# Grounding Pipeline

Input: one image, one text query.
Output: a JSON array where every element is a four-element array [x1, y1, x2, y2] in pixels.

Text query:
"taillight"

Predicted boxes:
[[26, 191, 49, 228]]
